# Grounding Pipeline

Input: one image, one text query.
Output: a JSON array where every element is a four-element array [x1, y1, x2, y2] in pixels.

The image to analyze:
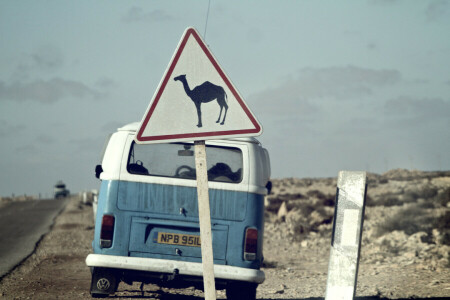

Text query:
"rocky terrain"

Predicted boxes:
[[0, 169, 449, 299], [261, 169, 450, 299]]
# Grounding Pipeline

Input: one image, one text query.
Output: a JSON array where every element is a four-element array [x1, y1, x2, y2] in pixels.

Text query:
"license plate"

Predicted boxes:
[[157, 232, 201, 247]]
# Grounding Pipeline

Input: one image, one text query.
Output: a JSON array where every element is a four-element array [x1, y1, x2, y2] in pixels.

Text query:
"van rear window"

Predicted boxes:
[[127, 143, 243, 183]]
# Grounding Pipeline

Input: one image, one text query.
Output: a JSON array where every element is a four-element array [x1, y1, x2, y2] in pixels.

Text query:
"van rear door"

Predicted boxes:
[[117, 136, 248, 263]]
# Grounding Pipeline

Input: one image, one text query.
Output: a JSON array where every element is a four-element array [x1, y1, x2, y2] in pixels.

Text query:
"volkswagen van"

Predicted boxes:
[[86, 122, 271, 299]]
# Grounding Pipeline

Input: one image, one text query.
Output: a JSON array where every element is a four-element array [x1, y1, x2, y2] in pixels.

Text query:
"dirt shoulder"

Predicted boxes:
[[0, 196, 93, 299]]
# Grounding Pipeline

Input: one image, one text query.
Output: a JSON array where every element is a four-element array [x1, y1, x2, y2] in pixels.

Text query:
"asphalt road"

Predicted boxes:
[[0, 198, 69, 278]]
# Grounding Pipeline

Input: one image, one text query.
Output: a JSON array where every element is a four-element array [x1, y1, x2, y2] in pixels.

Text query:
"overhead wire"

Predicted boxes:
[[203, 0, 211, 41]]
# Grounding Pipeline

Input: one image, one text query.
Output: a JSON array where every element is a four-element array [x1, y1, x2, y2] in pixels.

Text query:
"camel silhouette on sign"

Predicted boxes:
[[174, 74, 228, 128]]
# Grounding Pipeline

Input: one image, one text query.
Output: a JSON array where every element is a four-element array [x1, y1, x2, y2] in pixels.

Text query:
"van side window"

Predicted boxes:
[[127, 142, 243, 183]]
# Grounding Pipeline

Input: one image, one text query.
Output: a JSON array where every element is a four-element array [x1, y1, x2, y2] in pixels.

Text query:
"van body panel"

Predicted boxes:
[[99, 131, 128, 181], [86, 254, 265, 284], [117, 181, 247, 221]]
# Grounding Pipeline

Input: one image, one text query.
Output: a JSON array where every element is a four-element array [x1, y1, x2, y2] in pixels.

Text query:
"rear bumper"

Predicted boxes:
[[86, 254, 265, 284]]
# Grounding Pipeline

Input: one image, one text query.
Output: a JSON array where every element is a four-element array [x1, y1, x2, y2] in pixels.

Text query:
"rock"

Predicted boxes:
[[428, 280, 440, 286], [277, 201, 288, 220], [407, 231, 428, 244], [273, 285, 285, 294], [309, 210, 323, 224], [404, 251, 416, 259]]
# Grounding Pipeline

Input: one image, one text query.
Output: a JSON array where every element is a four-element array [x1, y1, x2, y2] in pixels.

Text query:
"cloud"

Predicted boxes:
[[384, 96, 450, 129], [31, 46, 64, 70], [425, 0, 450, 21], [298, 66, 400, 96], [0, 120, 26, 137], [247, 28, 263, 44], [69, 137, 104, 154], [101, 121, 125, 132], [95, 77, 117, 88], [369, 0, 401, 4], [407, 78, 429, 85], [367, 43, 377, 51], [332, 117, 381, 136], [35, 135, 55, 144], [250, 81, 320, 118], [12, 46, 64, 81], [0, 78, 102, 104], [122, 7, 173, 23], [250, 66, 401, 112], [15, 144, 37, 154]]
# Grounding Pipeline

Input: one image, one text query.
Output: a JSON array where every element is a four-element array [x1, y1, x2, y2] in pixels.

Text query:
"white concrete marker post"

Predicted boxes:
[[194, 140, 217, 300], [325, 171, 367, 300]]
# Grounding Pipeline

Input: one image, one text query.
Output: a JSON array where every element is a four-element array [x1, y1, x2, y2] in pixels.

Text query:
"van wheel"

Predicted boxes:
[[226, 282, 257, 300], [90, 267, 118, 298]]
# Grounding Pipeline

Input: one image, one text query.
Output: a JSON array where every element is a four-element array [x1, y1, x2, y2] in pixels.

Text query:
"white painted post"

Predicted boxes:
[[325, 171, 367, 300], [194, 140, 217, 300]]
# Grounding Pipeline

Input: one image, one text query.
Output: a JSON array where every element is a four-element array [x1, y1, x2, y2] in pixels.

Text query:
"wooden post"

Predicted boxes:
[[194, 140, 217, 300]]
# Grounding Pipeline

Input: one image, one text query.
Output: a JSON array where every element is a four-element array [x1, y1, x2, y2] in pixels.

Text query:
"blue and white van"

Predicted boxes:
[[86, 122, 271, 299]]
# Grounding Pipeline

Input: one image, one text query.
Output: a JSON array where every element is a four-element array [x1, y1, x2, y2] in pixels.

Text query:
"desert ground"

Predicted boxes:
[[0, 169, 449, 299]]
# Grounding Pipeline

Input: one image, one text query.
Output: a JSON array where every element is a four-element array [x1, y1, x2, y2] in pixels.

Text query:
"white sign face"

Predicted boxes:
[[135, 27, 262, 144]]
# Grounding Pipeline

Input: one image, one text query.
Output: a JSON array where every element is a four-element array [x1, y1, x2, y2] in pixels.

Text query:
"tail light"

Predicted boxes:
[[244, 227, 258, 261], [100, 214, 115, 248]]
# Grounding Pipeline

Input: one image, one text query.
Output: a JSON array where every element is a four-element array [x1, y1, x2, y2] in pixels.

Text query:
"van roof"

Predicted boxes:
[[117, 122, 260, 143]]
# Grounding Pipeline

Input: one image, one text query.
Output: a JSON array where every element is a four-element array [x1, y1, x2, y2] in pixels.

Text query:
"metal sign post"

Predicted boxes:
[[194, 140, 216, 299], [325, 171, 367, 300]]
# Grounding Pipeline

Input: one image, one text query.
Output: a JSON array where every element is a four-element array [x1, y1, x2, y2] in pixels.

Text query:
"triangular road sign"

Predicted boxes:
[[135, 27, 262, 144]]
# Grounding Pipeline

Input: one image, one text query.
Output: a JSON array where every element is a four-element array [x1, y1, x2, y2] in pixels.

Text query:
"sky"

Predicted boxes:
[[0, 0, 449, 197]]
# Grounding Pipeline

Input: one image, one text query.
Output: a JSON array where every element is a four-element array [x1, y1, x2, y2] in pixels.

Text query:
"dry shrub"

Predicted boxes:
[[369, 185, 440, 208], [434, 211, 450, 245], [400, 192, 417, 204], [364, 194, 376, 206], [375, 205, 436, 238], [265, 193, 305, 213], [374, 195, 403, 207], [435, 187, 450, 207], [420, 186, 439, 198], [286, 204, 334, 240], [402, 186, 438, 204], [379, 178, 389, 184], [287, 202, 315, 216], [306, 190, 335, 207], [416, 200, 436, 209], [366, 193, 404, 207]]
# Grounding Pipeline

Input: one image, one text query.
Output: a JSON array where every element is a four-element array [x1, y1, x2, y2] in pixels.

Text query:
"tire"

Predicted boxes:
[[226, 282, 257, 300], [91, 293, 108, 298], [90, 267, 118, 297]]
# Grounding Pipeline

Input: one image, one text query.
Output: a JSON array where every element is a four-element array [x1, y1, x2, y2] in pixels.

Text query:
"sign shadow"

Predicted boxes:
[[261, 297, 449, 300], [111, 292, 204, 299]]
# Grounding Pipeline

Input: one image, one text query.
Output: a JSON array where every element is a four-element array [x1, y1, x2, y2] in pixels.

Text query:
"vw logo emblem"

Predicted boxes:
[[97, 278, 111, 291]]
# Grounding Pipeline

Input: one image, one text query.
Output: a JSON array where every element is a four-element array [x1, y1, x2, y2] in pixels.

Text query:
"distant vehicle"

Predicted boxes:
[[86, 122, 271, 299], [54, 181, 70, 198]]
